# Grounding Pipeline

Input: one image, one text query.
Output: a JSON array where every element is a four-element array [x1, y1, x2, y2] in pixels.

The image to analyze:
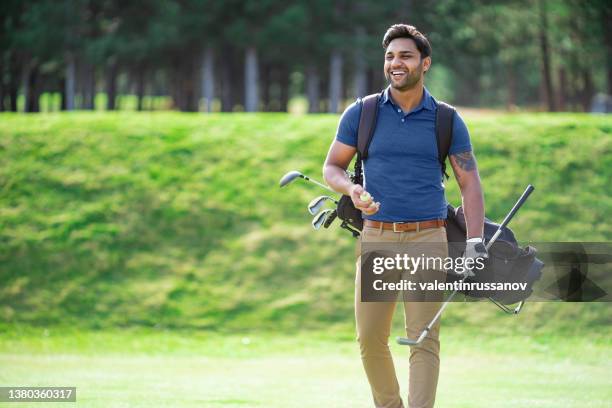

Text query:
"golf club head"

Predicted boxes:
[[396, 336, 420, 346], [312, 209, 334, 230], [279, 170, 303, 187], [323, 210, 337, 228], [308, 195, 332, 215]]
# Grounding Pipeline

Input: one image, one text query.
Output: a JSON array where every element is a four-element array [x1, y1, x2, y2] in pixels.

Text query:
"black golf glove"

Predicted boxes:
[[461, 237, 488, 277]]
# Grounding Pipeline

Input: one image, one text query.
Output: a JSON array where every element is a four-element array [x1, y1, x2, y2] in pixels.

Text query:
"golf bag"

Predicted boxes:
[[336, 92, 457, 235], [445, 205, 544, 304]]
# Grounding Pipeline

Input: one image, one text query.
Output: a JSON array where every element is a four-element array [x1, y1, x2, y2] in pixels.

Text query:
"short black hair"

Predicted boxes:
[[382, 24, 432, 59]]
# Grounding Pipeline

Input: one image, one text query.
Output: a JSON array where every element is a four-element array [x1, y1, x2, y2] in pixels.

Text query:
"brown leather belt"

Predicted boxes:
[[364, 219, 446, 233]]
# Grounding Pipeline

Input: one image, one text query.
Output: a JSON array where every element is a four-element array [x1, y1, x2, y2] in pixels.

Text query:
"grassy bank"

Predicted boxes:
[[0, 112, 610, 332]]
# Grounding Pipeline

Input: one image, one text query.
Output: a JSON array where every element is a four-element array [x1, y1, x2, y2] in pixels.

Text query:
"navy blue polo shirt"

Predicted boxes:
[[335, 87, 472, 222]]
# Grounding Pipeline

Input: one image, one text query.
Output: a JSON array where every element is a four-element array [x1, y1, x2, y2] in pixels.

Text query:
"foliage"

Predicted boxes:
[[1, 0, 610, 111]]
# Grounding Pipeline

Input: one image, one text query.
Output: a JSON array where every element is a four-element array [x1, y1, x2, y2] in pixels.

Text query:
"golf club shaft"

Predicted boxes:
[[487, 184, 534, 249], [361, 160, 367, 191], [301, 175, 336, 194]]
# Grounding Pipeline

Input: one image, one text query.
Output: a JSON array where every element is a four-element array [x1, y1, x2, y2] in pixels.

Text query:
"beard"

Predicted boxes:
[[385, 61, 423, 91]]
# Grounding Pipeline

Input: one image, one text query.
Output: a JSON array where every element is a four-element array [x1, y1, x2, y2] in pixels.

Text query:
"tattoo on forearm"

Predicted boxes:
[[452, 151, 476, 171]]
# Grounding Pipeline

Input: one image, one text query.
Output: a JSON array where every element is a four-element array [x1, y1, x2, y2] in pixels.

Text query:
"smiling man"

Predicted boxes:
[[323, 24, 486, 408]]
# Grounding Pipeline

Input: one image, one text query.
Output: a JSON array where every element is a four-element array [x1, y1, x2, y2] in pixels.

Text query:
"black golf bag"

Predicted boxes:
[[445, 205, 544, 304]]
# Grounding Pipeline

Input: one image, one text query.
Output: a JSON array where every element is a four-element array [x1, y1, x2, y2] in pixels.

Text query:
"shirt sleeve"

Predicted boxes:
[[334, 101, 362, 147], [448, 110, 472, 155]]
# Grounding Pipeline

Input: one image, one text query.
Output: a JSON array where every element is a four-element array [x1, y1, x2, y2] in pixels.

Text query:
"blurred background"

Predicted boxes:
[[1, 0, 611, 114]]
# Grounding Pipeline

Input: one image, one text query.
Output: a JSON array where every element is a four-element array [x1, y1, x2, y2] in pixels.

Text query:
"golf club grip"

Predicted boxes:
[[498, 184, 534, 229]]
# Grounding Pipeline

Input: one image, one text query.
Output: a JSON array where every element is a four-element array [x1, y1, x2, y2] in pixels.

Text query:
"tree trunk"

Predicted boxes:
[[201, 47, 214, 113], [537, 0, 556, 111], [106, 62, 117, 110], [306, 64, 320, 113], [557, 67, 567, 111], [22, 63, 42, 113], [136, 67, 145, 111], [506, 64, 517, 109], [65, 53, 76, 110], [8, 81, 18, 112], [581, 68, 594, 112], [220, 64, 232, 112], [279, 67, 289, 112], [602, 4, 612, 95], [7, 53, 19, 112], [261, 63, 270, 111], [369, 67, 384, 94], [353, 62, 367, 99], [220, 47, 234, 112], [353, 28, 368, 99], [60, 77, 66, 110], [27, 66, 41, 113], [0, 60, 4, 112], [185, 58, 199, 112], [266, 67, 282, 112], [183, 80, 197, 112], [319, 67, 329, 113], [567, 65, 578, 110], [328, 49, 343, 113], [30, 65, 44, 112], [80, 61, 95, 110], [88, 63, 96, 109], [22, 63, 31, 112], [172, 56, 198, 112], [170, 65, 182, 111], [244, 47, 259, 112]]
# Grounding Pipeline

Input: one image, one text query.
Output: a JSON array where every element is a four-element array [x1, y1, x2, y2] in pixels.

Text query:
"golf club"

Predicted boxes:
[[279, 170, 336, 194], [396, 184, 535, 346], [323, 210, 338, 228], [312, 209, 335, 230], [308, 195, 339, 215]]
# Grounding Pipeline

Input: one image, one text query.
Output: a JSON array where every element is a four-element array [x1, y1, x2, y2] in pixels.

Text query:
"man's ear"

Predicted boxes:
[[422, 56, 432, 73]]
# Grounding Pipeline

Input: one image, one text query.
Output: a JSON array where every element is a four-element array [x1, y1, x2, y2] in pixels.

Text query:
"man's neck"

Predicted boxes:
[[389, 83, 424, 112]]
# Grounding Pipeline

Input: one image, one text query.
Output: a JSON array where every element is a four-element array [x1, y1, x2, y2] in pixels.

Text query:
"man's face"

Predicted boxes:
[[384, 38, 430, 91]]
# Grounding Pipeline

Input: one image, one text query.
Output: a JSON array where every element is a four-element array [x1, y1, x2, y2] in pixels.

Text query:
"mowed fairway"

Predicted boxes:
[[1, 328, 610, 408]]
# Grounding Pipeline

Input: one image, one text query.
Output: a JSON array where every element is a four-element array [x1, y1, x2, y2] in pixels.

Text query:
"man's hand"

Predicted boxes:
[[460, 238, 488, 277], [349, 184, 380, 216]]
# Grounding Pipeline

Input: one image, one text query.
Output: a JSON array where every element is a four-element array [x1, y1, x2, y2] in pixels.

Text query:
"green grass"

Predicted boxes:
[[0, 112, 611, 332], [0, 327, 610, 407]]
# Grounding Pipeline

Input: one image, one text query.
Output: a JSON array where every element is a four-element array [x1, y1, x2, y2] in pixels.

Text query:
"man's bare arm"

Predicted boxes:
[[323, 140, 379, 215], [323, 140, 356, 196], [449, 150, 485, 239]]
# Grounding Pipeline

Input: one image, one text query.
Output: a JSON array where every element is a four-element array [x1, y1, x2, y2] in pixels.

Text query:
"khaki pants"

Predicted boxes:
[[356, 226, 448, 408]]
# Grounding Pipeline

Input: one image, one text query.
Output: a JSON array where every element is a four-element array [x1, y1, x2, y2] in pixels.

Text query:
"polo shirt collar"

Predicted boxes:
[[380, 86, 436, 112]]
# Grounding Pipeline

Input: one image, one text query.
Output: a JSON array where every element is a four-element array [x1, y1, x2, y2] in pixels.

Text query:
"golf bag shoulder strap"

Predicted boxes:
[[357, 93, 381, 160], [435, 101, 456, 179]]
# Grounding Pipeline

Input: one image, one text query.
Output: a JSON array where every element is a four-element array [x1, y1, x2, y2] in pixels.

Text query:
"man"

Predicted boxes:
[[323, 24, 487, 408]]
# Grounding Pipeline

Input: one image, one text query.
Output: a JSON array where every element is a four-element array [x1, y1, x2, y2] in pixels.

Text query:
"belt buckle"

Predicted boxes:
[[392, 222, 403, 232]]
